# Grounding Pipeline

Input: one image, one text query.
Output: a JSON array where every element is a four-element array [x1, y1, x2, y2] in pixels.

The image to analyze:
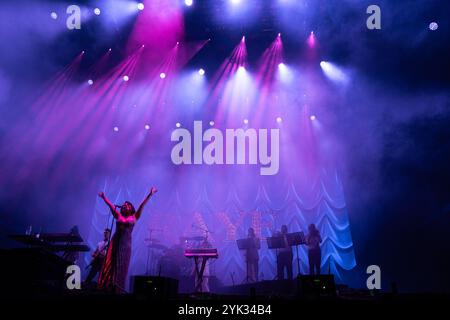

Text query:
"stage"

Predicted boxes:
[[1, 0, 450, 316]]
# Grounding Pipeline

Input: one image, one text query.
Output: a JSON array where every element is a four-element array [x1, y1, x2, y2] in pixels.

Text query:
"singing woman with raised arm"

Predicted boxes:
[[97, 187, 157, 293]]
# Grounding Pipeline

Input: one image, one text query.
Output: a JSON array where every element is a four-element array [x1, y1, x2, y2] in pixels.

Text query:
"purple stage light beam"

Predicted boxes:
[[253, 35, 284, 125]]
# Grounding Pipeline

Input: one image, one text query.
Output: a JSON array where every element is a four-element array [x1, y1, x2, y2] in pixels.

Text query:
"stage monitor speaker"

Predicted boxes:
[[298, 275, 336, 297], [130, 276, 179, 299]]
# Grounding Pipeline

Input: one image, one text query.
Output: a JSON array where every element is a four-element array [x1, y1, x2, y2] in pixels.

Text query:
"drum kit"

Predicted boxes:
[[144, 234, 207, 278]]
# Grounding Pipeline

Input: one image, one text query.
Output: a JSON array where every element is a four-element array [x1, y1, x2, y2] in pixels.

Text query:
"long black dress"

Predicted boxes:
[[98, 219, 134, 293]]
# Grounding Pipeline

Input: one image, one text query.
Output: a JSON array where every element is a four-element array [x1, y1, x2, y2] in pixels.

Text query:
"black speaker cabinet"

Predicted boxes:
[[130, 276, 178, 299], [298, 275, 336, 297]]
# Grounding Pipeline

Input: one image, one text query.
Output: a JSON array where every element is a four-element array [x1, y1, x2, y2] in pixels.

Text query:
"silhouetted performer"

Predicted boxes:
[[246, 228, 260, 282], [85, 228, 111, 284], [98, 187, 157, 293], [277, 225, 293, 280], [306, 224, 322, 275]]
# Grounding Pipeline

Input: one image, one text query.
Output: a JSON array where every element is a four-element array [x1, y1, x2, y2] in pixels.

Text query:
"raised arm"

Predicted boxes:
[[135, 187, 157, 220], [98, 192, 120, 219]]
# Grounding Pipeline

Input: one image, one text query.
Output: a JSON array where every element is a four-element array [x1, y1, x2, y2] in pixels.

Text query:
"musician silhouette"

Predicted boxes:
[[306, 224, 322, 275], [276, 225, 293, 280], [246, 228, 260, 282], [85, 228, 111, 284]]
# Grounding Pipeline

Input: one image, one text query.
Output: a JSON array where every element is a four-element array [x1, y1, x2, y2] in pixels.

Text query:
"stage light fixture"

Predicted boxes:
[[243, 119, 249, 124], [307, 31, 315, 48], [137, 3, 145, 10], [320, 61, 349, 84], [198, 68, 205, 76], [185, 0, 193, 6], [87, 79, 94, 85], [160, 72, 166, 79], [50, 12, 58, 20], [429, 22, 438, 31], [176, 122, 181, 128], [278, 63, 293, 83], [276, 117, 282, 123], [94, 8, 101, 15], [123, 75, 129, 82], [145, 124, 150, 130], [113, 126, 119, 132], [209, 121, 215, 126], [231, 0, 241, 5], [310, 115, 316, 121]]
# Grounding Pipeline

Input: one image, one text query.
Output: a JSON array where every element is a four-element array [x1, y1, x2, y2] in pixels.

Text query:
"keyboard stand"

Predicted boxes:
[[193, 256, 209, 293]]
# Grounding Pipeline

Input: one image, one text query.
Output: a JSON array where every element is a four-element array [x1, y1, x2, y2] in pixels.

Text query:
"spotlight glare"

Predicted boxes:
[[209, 121, 215, 126], [94, 8, 101, 15], [307, 32, 315, 48], [310, 115, 316, 121], [185, 0, 193, 6], [429, 22, 438, 31], [113, 126, 119, 132], [198, 68, 205, 76], [87, 79, 94, 86], [320, 61, 349, 84], [276, 117, 282, 123], [231, 0, 241, 4], [144, 124, 150, 130], [50, 12, 58, 19], [160, 72, 166, 79], [243, 119, 249, 125], [278, 63, 293, 83], [123, 75, 129, 82], [176, 122, 181, 128], [137, 3, 145, 10]]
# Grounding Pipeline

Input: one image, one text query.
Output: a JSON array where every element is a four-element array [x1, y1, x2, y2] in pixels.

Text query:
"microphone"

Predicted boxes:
[[114, 204, 122, 208]]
